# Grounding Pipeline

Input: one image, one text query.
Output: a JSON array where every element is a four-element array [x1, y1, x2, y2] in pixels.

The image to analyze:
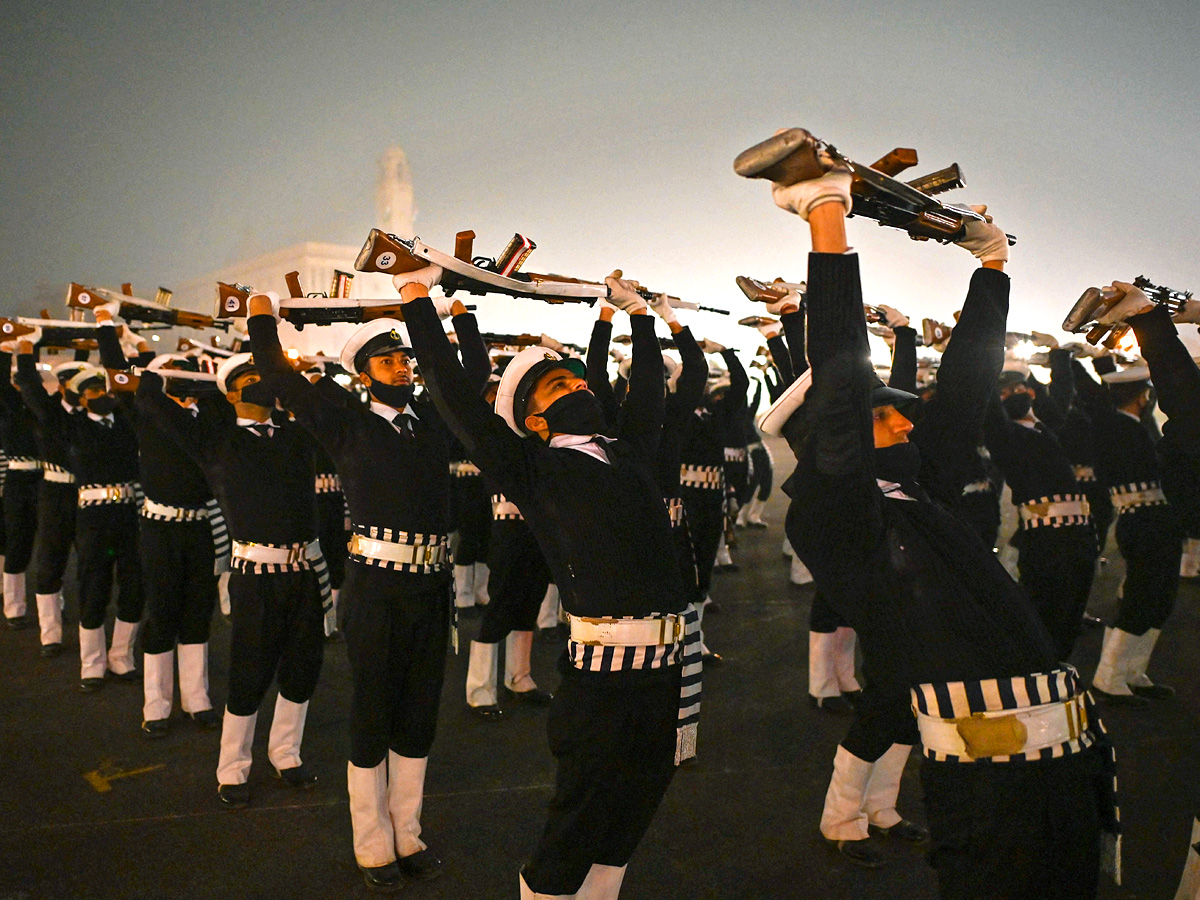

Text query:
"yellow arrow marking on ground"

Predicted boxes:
[[83, 758, 166, 793]]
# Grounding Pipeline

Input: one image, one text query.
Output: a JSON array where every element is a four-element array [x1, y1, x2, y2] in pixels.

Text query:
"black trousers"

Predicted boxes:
[[316, 491, 348, 590], [682, 491, 723, 597], [342, 564, 451, 766], [725, 457, 749, 506], [748, 445, 773, 502], [810, 590, 848, 634], [452, 477, 491, 566], [840, 680, 919, 762], [33, 481, 76, 594], [480, 521, 551, 643], [140, 517, 217, 654], [523, 661, 681, 895], [1082, 481, 1114, 555], [1113, 512, 1183, 634], [921, 749, 1103, 900], [226, 569, 325, 716], [76, 505, 143, 629], [1014, 525, 1097, 660], [3, 471, 40, 574], [958, 490, 1000, 550], [670, 515, 701, 605]]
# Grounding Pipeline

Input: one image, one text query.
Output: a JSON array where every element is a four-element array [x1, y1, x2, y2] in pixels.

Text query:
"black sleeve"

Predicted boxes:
[[1072, 359, 1109, 420], [97, 324, 128, 371], [0, 352, 21, 414], [888, 325, 918, 394], [452, 311, 491, 393], [615, 314, 664, 459], [14, 352, 58, 423], [766, 332, 794, 387], [781, 305, 808, 378], [585, 318, 617, 425], [1130, 306, 1200, 453], [246, 314, 354, 458], [135, 372, 218, 467], [403, 296, 537, 502], [749, 379, 763, 416], [1044, 347, 1076, 422], [673, 326, 708, 414], [981, 392, 1022, 477], [764, 366, 783, 402]]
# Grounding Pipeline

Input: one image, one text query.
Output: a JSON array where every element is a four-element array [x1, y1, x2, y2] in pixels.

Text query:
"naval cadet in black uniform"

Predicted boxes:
[[752, 145, 1115, 896], [246, 291, 490, 891], [395, 266, 701, 900], [0, 342, 42, 630], [139, 352, 326, 806]]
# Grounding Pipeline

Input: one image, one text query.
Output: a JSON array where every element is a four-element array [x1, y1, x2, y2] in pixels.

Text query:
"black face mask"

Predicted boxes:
[[368, 380, 414, 408], [1002, 392, 1033, 420], [86, 395, 118, 417], [239, 380, 276, 408], [62, 388, 80, 407], [873, 441, 922, 483], [539, 389, 606, 437]]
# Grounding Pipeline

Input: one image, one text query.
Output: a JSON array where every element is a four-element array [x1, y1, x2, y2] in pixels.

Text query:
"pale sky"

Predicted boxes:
[[3, 0, 1197, 353]]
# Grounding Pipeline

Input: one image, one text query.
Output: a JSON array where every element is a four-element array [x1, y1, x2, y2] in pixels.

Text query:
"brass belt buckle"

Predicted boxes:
[[955, 713, 1028, 759]]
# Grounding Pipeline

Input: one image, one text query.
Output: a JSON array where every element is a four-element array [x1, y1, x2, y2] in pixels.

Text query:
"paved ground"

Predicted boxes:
[[0, 437, 1195, 899]]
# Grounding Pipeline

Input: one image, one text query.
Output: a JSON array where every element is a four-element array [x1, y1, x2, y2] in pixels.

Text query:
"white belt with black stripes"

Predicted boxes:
[[42, 463, 76, 484], [450, 461, 481, 477], [314, 473, 342, 494], [568, 613, 686, 647], [916, 694, 1089, 761], [1073, 465, 1096, 483], [491, 494, 523, 521], [1017, 494, 1091, 529], [348, 533, 450, 568], [665, 496, 685, 527], [724, 447, 747, 463], [6, 457, 41, 472], [78, 482, 137, 506], [1110, 481, 1167, 513], [680, 465, 723, 490], [232, 539, 322, 567], [142, 498, 210, 522]]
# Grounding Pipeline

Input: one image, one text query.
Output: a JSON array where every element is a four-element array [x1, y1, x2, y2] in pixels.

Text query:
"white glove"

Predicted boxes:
[[771, 168, 852, 220], [248, 290, 281, 321], [877, 304, 909, 329], [868, 324, 896, 346], [648, 292, 677, 325], [955, 205, 1009, 264], [765, 289, 803, 316], [756, 318, 782, 338], [698, 339, 727, 354], [609, 347, 626, 363], [13, 325, 44, 349], [617, 358, 632, 380], [597, 297, 619, 316], [1096, 282, 1155, 324], [393, 264, 444, 293], [430, 295, 456, 321], [1061, 341, 1105, 359], [1030, 330, 1059, 349], [0, 341, 17, 354], [1174, 298, 1200, 325], [540, 333, 568, 354], [604, 272, 648, 314], [118, 325, 145, 356]]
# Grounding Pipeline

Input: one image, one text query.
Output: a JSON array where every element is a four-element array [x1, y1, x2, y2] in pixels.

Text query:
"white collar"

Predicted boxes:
[[1118, 409, 1141, 424], [236, 416, 272, 428], [370, 401, 415, 422], [549, 432, 610, 465], [87, 412, 115, 426], [876, 478, 917, 501], [61, 399, 77, 414], [1016, 414, 1041, 430]]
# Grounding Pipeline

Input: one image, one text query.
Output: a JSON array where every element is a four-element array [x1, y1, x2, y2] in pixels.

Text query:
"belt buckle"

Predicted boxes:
[[955, 712, 1028, 759]]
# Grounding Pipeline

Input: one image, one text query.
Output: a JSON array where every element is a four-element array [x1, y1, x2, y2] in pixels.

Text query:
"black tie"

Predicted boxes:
[[392, 413, 414, 438]]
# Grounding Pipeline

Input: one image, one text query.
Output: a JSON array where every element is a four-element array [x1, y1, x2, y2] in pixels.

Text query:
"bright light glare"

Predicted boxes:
[[285, 349, 300, 359], [1011, 340, 1035, 360], [151, 334, 160, 341], [333, 374, 353, 386]]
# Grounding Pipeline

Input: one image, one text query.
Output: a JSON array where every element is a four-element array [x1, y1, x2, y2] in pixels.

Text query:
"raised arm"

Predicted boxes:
[[888, 325, 918, 394], [0, 351, 22, 414], [453, 309, 491, 392], [135, 372, 215, 467], [585, 313, 618, 425], [1129, 305, 1200, 452], [615, 312, 664, 458], [14, 351, 59, 423]]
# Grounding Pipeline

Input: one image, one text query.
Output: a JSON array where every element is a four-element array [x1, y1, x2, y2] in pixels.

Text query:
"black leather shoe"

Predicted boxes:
[[142, 719, 170, 739], [502, 686, 553, 705], [1089, 686, 1150, 707], [40, 642, 63, 658], [358, 861, 404, 892], [809, 694, 855, 714], [1130, 682, 1175, 700], [842, 689, 863, 709], [1082, 613, 1104, 628], [469, 704, 504, 720], [217, 782, 251, 809], [826, 837, 887, 868], [79, 677, 105, 693], [397, 848, 443, 881], [870, 819, 930, 844], [274, 764, 318, 789], [457, 605, 482, 619], [189, 708, 222, 730], [108, 668, 140, 683], [702, 650, 724, 667], [6, 615, 30, 630], [324, 628, 344, 643], [702, 599, 722, 614]]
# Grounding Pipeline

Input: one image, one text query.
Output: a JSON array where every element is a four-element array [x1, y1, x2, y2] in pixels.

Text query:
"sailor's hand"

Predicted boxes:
[[604, 272, 649, 315], [647, 292, 678, 325], [248, 291, 281, 320], [771, 168, 852, 220], [1031, 330, 1059, 349], [430, 295, 457, 321], [1174, 298, 1200, 325], [868, 324, 896, 346], [91, 299, 122, 324], [16, 339, 34, 355], [0, 341, 15, 354], [1096, 282, 1154, 324], [608, 347, 626, 363], [698, 339, 727, 354], [137, 369, 165, 395], [540, 333, 568, 354], [955, 206, 1009, 265], [755, 317, 782, 338], [1061, 341, 1105, 359], [13, 326, 42, 349], [393, 264, 444, 301], [877, 304, 909, 329]]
